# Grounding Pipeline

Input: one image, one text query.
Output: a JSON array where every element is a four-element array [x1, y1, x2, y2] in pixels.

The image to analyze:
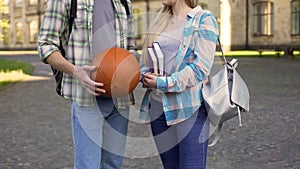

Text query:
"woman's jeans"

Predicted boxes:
[[149, 98, 209, 169], [71, 96, 129, 169]]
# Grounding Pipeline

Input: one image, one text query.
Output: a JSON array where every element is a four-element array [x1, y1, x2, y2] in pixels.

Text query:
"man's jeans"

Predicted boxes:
[[71, 96, 129, 169]]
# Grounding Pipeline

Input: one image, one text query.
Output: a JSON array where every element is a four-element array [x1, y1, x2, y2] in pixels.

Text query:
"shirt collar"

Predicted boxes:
[[187, 6, 203, 18]]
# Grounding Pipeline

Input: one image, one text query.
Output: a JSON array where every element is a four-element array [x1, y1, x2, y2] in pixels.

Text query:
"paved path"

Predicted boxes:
[[0, 54, 300, 169]]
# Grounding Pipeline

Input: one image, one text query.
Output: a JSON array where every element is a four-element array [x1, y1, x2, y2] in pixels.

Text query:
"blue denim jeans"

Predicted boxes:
[[149, 98, 209, 169], [71, 96, 129, 169]]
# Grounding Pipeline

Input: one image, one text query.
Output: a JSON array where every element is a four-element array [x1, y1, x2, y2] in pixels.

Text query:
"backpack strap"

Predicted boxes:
[[121, 0, 130, 15], [59, 0, 77, 57], [54, 0, 77, 95], [69, 0, 77, 34]]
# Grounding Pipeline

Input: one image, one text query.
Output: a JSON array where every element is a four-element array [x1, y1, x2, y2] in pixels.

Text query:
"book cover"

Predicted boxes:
[[147, 47, 159, 74], [152, 42, 165, 76]]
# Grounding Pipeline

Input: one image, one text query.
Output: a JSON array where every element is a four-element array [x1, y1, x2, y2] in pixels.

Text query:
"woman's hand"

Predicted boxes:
[[142, 72, 158, 89]]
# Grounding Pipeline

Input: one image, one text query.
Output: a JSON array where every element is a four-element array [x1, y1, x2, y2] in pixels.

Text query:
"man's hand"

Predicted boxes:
[[142, 72, 158, 89], [73, 65, 106, 96]]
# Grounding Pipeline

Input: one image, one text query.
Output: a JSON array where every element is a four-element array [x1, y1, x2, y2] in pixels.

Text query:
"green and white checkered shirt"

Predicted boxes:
[[37, 0, 136, 106]]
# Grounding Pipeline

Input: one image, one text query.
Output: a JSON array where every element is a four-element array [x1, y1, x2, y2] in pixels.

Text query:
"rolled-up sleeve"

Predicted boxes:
[[37, 0, 68, 63]]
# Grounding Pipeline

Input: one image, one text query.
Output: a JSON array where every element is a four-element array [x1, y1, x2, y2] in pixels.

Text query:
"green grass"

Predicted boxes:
[[0, 59, 33, 74], [0, 59, 34, 90], [216, 50, 263, 57], [292, 51, 300, 58], [216, 50, 300, 58]]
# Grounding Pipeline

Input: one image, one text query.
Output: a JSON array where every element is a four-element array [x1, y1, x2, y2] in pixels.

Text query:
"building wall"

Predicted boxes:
[[0, 0, 46, 50], [0, 0, 9, 47], [131, 0, 220, 48], [0, 0, 299, 51], [222, 0, 247, 50], [232, 0, 300, 50]]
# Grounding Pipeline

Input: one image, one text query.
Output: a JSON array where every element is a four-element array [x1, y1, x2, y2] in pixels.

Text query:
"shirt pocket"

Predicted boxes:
[[74, 5, 92, 29]]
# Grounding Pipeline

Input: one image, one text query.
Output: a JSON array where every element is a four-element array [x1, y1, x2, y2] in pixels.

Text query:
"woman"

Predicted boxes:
[[140, 0, 219, 168]]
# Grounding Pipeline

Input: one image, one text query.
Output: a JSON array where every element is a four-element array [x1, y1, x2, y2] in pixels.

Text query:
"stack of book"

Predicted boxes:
[[147, 42, 165, 76]]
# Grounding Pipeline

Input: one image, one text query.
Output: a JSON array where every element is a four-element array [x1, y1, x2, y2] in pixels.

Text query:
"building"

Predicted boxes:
[[218, 0, 300, 53], [0, 0, 299, 54], [0, 0, 46, 50], [0, 0, 9, 46], [133, 0, 300, 53]]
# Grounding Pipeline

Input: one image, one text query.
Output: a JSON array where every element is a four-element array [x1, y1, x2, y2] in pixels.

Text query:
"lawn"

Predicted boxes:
[[0, 59, 34, 90], [216, 50, 300, 58]]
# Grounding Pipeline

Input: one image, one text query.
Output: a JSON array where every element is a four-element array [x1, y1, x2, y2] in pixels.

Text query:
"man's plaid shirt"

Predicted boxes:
[[38, 0, 136, 106]]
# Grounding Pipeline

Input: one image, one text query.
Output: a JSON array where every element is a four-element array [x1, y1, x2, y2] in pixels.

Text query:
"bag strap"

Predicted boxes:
[[121, 0, 130, 15], [208, 39, 224, 147], [69, 0, 77, 34], [218, 39, 239, 68], [218, 38, 227, 63], [59, 0, 77, 57]]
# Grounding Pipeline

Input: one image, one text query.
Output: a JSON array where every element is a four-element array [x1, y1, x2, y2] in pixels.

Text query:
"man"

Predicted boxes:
[[37, 0, 137, 168]]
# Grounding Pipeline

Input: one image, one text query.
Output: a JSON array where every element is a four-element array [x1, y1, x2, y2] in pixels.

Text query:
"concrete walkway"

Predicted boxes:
[[0, 54, 300, 169]]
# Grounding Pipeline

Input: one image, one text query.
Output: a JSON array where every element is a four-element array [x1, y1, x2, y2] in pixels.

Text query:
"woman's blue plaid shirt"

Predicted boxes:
[[140, 6, 219, 126]]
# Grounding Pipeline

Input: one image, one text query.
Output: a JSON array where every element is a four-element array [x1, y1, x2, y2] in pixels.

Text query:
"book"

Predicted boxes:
[[147, 47, 159, 75], [152, 42, 165, 76]]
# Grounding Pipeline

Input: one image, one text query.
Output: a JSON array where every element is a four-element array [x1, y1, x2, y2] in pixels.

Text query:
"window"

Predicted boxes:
[[29, 20, 38, 42], [15, 0, 23, 7], [253, 2, 274, 36], [292, 0, 300, 35], [0, 0, 9, 14], [3, 26, 9, 45], [0, 19, 9, 45], [29, 0, 38, 5], [16, 22, 23, 43]]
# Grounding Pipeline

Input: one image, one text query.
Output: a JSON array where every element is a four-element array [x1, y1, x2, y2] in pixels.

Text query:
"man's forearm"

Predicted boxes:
[[46, 51, 75, 76]]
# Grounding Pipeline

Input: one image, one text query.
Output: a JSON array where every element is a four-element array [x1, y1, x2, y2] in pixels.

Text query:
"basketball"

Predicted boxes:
[[91, 47, 140, 98]]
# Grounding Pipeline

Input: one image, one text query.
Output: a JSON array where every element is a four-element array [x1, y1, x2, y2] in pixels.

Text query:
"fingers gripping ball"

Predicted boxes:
[[91, 48, 140, 98]]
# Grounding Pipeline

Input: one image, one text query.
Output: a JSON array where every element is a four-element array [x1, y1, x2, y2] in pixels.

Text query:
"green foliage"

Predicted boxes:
[[0, 20, 9, 28]]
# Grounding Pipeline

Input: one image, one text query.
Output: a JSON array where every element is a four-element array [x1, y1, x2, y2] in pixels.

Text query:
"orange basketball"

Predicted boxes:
[[91, 47, 140, 98]]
